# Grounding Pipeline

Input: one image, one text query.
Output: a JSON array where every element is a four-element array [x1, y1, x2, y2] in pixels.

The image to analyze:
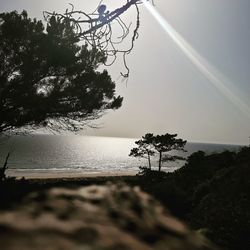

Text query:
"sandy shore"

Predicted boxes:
[[6, 169, 138, 179]]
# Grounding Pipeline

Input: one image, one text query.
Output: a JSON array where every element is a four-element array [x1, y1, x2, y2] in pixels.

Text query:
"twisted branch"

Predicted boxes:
[[44, 0, 154, 78]]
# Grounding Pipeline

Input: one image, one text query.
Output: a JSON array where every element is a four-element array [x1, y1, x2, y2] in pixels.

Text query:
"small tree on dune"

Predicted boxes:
[[129, 133, 187, 171]]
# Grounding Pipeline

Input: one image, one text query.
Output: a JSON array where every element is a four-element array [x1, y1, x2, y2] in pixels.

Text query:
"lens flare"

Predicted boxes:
[[143, 1, 250, 118]]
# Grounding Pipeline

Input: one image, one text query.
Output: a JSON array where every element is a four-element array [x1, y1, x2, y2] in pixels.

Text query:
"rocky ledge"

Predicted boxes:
[[0, 183, 216, 250]]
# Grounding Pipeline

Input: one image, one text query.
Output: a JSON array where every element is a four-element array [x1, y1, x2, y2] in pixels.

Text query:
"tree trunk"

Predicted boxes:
[[0, 152, 10, 180], [147, 151, 151, 170], [158, 152, 162, 172]]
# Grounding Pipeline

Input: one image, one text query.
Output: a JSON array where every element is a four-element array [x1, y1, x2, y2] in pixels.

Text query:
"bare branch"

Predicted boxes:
[[44, 0, 155, 78]]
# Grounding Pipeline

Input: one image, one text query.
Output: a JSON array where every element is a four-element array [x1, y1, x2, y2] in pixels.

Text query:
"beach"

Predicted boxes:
[[6, 169, 138, 179]]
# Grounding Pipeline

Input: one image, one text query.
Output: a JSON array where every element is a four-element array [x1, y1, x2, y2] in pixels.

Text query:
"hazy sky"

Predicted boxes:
[[1, 0, 250, 144]]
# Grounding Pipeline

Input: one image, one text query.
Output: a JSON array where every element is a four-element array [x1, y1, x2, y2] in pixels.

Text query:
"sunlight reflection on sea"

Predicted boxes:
[[0, 135, 241, 178]]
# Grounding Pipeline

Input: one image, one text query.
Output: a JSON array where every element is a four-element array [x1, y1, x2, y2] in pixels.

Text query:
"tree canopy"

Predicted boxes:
[[0, 10, 123, 134]]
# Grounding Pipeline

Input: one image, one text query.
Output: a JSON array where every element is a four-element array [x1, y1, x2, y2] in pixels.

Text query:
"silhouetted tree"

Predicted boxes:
[[0, 11, 123, 134], [129, 133, 155, 169], [130, 133, 186, 171]]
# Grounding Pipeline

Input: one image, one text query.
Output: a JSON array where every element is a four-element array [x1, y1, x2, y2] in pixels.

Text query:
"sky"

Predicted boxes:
[[0, 0, 250, 145]]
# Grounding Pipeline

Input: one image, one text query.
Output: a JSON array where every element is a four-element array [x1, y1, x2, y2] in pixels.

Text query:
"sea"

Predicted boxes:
[[0, 135, 242, 178]]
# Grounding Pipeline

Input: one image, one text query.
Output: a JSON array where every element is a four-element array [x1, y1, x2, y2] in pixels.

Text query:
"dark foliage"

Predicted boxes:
[[188, 148, 250, 250], [136, 146, 250, 250], [0, 11, 123, 133]]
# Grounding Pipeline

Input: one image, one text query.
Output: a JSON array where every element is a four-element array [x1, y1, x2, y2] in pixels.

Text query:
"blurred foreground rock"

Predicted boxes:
[[0, 184, 216, 250]]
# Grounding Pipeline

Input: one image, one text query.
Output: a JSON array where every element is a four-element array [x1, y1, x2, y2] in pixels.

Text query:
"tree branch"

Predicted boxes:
[[43, 0, 154, 78]]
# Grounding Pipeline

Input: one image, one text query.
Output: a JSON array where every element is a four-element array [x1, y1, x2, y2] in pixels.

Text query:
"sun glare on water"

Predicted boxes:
[[143, 1, 250, 119]]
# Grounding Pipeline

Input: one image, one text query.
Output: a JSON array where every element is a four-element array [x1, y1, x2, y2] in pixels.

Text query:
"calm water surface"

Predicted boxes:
[[0, 135, 242, 177]]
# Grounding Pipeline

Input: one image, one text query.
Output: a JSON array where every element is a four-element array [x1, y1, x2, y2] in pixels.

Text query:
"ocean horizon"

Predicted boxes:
[[0, 135, 243, 178]]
